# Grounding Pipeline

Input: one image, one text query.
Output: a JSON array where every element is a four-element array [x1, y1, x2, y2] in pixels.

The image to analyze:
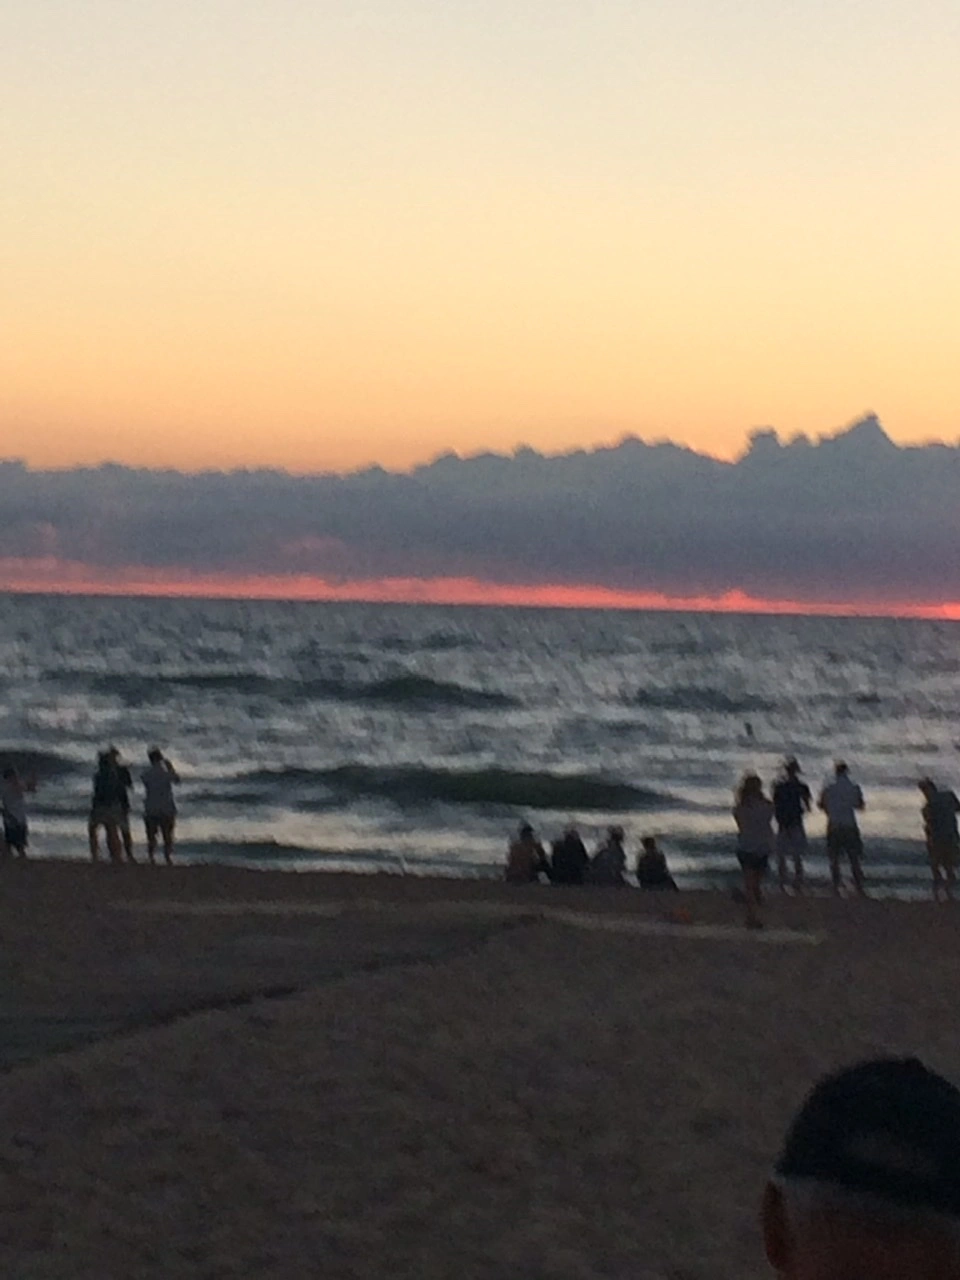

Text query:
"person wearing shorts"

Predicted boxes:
[[141, 748, 180, 865], [773, 757, 812, 893], [89, 750, 125, 862], [919, 777, 960, 901], [818, 762, 866, 897]]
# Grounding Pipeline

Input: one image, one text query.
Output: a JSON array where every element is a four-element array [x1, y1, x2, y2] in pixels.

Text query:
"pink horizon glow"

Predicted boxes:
[[2, 556, 960, 621]]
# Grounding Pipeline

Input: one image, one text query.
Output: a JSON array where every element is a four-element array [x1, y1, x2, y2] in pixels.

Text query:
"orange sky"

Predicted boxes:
[[3, 2, 959, 474]]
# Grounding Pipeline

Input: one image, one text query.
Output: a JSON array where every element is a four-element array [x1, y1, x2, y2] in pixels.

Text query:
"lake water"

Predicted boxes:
[[1, 594, 958, 895]]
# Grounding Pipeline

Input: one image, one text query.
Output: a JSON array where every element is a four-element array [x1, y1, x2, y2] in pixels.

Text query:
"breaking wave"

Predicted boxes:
[[49, 669, 517, 711], [242, 764, 684, 811]]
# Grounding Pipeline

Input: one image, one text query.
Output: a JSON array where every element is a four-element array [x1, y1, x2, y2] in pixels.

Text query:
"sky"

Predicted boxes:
[[3, 0, 960, 476]]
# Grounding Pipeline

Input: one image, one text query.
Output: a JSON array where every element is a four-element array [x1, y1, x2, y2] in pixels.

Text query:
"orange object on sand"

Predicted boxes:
[[666, 907, 693, 925]]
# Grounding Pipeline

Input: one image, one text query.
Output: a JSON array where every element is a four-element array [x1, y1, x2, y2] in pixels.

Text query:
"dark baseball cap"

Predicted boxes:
[[775, 1058, 960, 1218]]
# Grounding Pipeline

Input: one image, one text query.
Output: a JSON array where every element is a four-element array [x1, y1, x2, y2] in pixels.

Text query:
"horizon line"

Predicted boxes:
[[2, 567, 959, 622]]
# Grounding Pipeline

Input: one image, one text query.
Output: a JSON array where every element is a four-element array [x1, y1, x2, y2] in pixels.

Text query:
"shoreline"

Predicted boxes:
[[2, 844, 942, 904]]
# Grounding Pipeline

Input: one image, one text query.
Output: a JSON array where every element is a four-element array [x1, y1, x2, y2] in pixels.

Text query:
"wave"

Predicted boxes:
[[47, 668, 517, 711], [177, 839, 338, 861], [352, 675, 517, 710], [629, 687, 777, 714], [243, 763, 684, 811], [379, 631, 479, 653], [0, 747, 85, 777]]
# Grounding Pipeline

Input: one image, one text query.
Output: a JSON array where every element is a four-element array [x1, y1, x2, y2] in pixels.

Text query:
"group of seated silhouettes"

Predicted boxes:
[[505, 822, 678, 890]]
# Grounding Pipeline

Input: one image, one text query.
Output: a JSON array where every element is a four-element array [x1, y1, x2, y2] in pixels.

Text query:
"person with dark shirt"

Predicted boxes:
[[635, 836, 679, 891], [772, 757, 812, 893], [1, 765, 36, 859], [89, 750, 126, 863], [589, 825, 627, 886], [919, 777, 960, 901], [550, 825, 589, 885], [108, 746, 136, 863]]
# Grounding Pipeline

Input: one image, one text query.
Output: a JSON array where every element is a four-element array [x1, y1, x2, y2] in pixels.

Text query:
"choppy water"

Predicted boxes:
[[1, 594, 958, 895]]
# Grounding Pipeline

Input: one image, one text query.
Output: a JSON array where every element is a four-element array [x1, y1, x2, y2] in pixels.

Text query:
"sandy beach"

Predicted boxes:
[[2, 861, 959, 1278]]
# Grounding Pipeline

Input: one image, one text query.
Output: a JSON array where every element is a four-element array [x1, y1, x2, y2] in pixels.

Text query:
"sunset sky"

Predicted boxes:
[[4, 0, 959, 476]]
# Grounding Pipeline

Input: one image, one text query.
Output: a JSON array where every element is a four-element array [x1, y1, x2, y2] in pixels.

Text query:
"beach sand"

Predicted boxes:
[[1, 861, 958, 1278]]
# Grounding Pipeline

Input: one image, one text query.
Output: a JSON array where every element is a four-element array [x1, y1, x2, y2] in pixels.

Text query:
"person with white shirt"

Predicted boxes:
[[818, 761, 866, 897], [141, 747, 180, 865]]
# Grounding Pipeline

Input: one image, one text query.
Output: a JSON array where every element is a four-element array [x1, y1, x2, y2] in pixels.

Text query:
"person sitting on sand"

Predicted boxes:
[[1, 765, 36, 859], [733, 772, 774, 928], [919, 777, 960, 902], [89, 750, 126, 864], [589, 825, 627, 886], [505, 823, 548, 884], [142, 747, 180, 866], [762, 1056, 960, 1280], [818, 761, 866, 898], [550, 824, 589, 885], [635, 835, 678, 891], [773, 757, 811, 894]]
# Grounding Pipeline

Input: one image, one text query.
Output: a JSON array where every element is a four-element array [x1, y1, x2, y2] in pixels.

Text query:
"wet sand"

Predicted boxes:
[[1, 860, 958, 1278]]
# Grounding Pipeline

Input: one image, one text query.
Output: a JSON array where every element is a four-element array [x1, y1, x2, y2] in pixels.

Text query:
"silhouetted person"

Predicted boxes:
[[635, 835, 678, 891], [589, 825, 627, 885], [763, 1057, 960, 1280], [919, 777, 960, 902], [142, 747, 180, 865], [89, 750, 125, 863], [1, 765, 36, 859], [773, 757, 812, 893], [505, 822, 548, 884], [733, 772, 774, 928], [819, 761, 866, 897], [550, 825, 589, 885], [108, 745, 135, 863]]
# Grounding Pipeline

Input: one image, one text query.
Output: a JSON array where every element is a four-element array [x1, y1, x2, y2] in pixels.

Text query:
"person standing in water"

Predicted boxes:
[[141, 747, 180, 865], [733, 772, 774, 928], [918, 777, 960, 902], [772, 757, 812, 893], [818, 761, 866, 897]]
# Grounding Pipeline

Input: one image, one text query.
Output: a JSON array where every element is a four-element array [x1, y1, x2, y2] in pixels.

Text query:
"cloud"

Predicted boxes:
[[2, 415, 960, 607]]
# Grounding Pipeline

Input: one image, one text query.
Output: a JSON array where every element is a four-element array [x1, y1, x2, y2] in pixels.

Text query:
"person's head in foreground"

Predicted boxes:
[[785, 757, 802, 777], [835, 761, 849, 777], [763, 1057, 960, 1279], [641, 835, 660, 855], [148, 746, 164, 765]]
